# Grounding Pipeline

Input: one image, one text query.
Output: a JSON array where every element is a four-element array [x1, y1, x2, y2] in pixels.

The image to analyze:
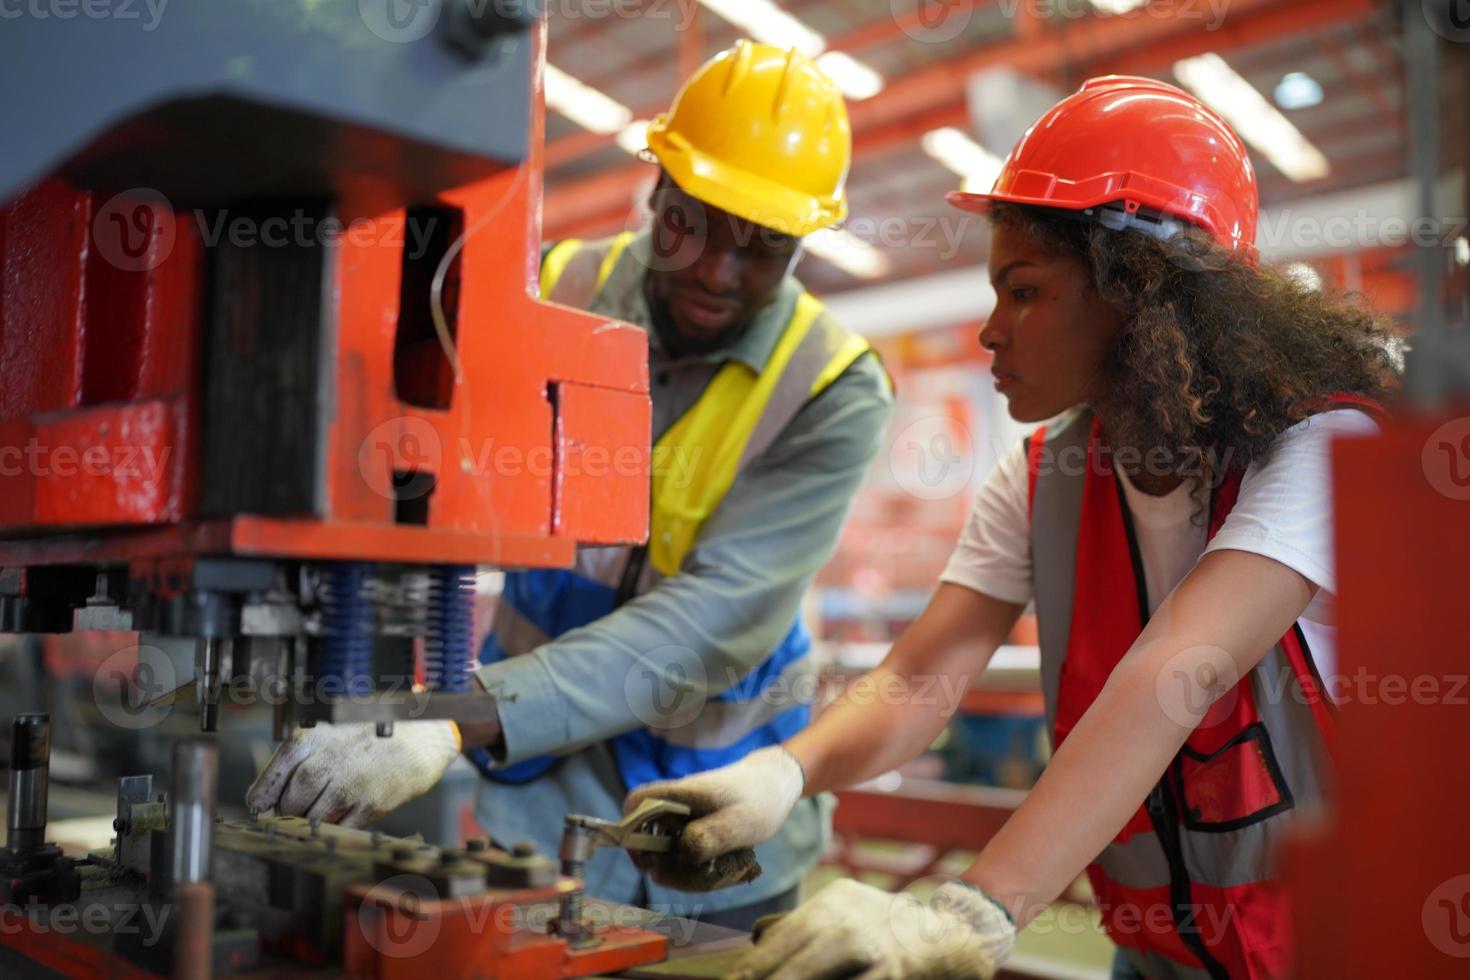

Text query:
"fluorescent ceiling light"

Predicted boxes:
[[815, 52, 884, 100], [1089, 0, 1148, 13], [804, 228, 891, 280], [922, 126, 1005, 193], [616, 119, 652, 156], [1274, 71, 1323, 111], [544, 63, 634, 135], [696, 0, 884, 99], [1174, 53, 1330, 183]]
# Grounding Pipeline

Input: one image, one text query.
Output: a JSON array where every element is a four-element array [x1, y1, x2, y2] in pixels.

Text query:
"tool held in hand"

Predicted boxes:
[[554, 798, 692, 946]]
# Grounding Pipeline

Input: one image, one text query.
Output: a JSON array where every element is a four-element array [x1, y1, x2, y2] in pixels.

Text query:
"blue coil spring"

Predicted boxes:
[[320, 563, 374, 698], [426, 565, 475, 692]]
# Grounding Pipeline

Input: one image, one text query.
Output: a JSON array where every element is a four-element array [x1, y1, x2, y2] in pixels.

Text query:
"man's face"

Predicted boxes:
[[643, 178, 802, 354]]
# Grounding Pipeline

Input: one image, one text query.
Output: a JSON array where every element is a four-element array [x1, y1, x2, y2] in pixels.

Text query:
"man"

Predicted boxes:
[[246, 40, 892, 931]]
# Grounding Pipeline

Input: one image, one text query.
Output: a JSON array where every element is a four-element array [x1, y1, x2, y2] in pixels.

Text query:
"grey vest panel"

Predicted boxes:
[[1029, 408, 1092, 738]]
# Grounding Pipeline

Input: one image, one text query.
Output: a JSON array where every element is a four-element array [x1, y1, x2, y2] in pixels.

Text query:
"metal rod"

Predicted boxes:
[[6, 714, 50, 853], [1404, 0, 1447, 404], [172, 880, 215, 980], [272, 639, 293, 742], [169, 740, 217, 886], [195, 638, 222, 733]]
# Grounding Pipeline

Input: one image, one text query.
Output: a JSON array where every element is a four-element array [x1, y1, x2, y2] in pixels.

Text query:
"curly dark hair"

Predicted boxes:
[[989, 202, 1402, 504]]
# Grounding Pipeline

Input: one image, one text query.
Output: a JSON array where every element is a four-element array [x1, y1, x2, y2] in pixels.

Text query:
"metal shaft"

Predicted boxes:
[[172, 880, 215, 980], [169, 740, 217, 886], [557, 818, 596, 945], [195, 638, 222, 733], [6, 714, 50, 853]]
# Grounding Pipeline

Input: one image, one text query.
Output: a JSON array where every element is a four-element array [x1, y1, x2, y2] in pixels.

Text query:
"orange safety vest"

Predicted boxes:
[[1026, 400, 1381, 979]]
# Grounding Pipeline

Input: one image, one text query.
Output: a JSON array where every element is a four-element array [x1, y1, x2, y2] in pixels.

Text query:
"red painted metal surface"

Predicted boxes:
[[833, 778, 1024, 857], [342, 879, 667, 979], [0, 24, 649, 572], [0, 917, 161, 979], [553, 382, 651, 545], [1285, 411, 1470, 978], [0, 181, 89, 417]]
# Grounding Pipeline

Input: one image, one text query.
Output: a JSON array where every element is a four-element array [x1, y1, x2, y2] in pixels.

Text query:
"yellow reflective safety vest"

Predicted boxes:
[[477, 231, 881, 788]]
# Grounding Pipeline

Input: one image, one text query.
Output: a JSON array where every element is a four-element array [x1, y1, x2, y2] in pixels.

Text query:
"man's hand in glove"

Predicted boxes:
[[246, 721, 460, 828], [622, 745, 804, 891], [729, 877, 1016, 980]]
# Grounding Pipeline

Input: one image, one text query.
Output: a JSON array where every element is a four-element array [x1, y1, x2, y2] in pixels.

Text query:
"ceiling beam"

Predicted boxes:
[[1315, 32, 1406, 140], [545, 0, 1367, 238], [544, 3, 995, 173]]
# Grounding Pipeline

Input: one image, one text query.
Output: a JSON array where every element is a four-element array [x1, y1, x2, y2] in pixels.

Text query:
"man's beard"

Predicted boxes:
[[644, 279, 752, 358]]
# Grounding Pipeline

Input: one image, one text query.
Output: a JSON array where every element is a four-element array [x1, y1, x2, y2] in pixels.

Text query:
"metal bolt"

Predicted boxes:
[[393, 846, 417, 862], [466, 838, 489, 853], [512, 841, 537, 859]]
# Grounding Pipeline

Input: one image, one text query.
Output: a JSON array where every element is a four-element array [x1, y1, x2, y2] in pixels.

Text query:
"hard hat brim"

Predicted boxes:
[[648, 124, 848, 239], [946, 168, 1247, 253]]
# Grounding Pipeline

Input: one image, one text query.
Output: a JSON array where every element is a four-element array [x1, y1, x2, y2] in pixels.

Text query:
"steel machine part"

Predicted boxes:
[[0, 714, 81, 907], [555, 799, 693, 947], [169, 740, 218, 980], [7, 714, 51, 854], [1, 747, 723, 977]]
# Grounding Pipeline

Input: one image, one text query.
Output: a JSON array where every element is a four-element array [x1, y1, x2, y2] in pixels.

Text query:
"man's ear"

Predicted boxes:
[[647, 169, 674, 213]]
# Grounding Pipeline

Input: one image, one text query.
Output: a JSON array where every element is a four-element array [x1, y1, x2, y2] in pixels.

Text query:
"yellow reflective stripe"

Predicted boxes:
[[539, 238, 584, 299], [595, 231, 637, 292], [808, 332, 874, 398], [647, 291, 827, 577]]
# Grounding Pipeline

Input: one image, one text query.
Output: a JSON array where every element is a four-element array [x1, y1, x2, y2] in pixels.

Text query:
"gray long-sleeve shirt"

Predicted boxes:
[[473, 233, 893, 915]]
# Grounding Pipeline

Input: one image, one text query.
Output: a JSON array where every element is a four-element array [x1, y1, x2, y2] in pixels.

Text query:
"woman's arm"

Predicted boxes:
[[788, 582, 1024, 795], [622, 582, 1022, 887], [962, 548, 1317, 926]]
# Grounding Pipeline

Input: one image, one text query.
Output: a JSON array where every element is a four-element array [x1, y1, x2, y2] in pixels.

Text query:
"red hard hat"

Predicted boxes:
[[948, 76, 1258, 254]]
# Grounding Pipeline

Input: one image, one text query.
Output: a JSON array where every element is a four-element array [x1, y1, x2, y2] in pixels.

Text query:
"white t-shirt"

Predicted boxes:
[[939, 409, 1382, 682]]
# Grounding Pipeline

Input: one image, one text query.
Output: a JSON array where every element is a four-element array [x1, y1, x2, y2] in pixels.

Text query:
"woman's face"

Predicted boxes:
[[978, 222, 1125, 423]]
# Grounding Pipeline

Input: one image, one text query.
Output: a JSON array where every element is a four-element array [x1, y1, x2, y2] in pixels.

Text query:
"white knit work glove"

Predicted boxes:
[[622, 745, 805, 891], [730, 877, 1016, 980], [245, 721, 460, 828]]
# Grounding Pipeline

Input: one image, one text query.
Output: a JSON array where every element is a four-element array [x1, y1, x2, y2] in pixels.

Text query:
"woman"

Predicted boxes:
[[626, 76, 1399, 979]]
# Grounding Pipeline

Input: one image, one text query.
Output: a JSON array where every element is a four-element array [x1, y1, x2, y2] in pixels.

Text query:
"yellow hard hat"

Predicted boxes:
[[644, 40, 851, 238]]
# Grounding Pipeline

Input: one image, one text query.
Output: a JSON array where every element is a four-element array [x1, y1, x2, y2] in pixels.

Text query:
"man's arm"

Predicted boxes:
[[468, 354, 893, 766], [248, 355, 889, 824]]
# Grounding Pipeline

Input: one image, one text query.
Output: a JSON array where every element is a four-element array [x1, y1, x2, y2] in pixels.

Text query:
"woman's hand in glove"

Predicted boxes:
[[729, 877, 1016, 980]]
